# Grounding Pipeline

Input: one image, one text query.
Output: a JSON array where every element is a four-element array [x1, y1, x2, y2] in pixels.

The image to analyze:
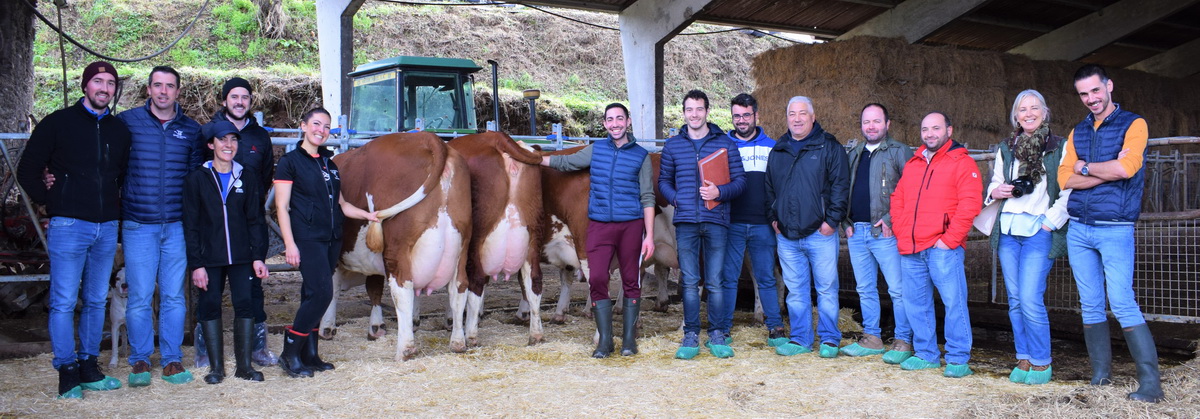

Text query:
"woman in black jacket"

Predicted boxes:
[[273, 107, 377, 378], [183, 120, 269, 384]]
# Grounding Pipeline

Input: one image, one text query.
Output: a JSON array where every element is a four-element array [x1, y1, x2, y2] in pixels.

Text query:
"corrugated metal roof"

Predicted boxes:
[[519, 0, 1200, 77]]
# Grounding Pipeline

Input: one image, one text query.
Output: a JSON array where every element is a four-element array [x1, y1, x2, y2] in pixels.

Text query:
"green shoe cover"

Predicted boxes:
[[1024, 366, 1052, 385], [128, 372, 151, 387], [882, 350, 914, 364], [57, 386, 83, 399], [81, 376, 122, 391], [1009, 366, 1029, 383], [944, 363, 974, 378], [675, 346, 699, 360], [840, 342, 887, 357], [819, 343, 839, 358], [767, 337, 790, 347], [162, 370, 194, 385], [709, 344, 734, 358], [900, 356, 941, 370], [775, 342, 811, 356]]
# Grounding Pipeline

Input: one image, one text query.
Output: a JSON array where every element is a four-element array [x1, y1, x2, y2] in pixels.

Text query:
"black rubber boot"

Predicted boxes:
[[233, 318, 264, 381], [591, 299, 614, 358], [621, 298, 640, 356], [56, 361, 82, 399], [1082, 321, 1112, 385], [303, 328, 335, 372], [200, 319, 225, 384], [280, 327, 313, 378], [1124, 324, 1165, 403]]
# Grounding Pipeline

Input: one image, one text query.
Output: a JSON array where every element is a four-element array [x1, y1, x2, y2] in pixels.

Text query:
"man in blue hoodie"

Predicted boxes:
[[766, 96, 850, 359], [719, 93, 785, 348], [118, 66, 204, 386], [658, 89, 746, 360]]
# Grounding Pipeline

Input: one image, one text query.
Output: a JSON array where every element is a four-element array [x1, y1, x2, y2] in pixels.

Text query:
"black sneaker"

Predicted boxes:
[[78, 357, 122, 391], [57, 362, 82, 399], [767, 327, 789, 347]]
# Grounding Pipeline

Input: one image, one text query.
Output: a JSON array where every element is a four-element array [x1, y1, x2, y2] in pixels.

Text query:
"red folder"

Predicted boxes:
[[698, 148, 730, 210]]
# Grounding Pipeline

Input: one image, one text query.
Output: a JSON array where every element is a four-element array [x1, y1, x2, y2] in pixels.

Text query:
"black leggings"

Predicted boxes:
[[195, 263, 259, 321], [290, 239, 340, 333]]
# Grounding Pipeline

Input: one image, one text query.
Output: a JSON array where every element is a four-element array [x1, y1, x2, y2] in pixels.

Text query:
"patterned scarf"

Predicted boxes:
[[1007, 122, 1050, 183]]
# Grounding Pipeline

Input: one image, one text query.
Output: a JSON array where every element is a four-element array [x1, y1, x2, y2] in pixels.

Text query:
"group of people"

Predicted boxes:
[[552, 64, 1163, 403], [20, 62, 371, 399], [23, 60, 1164, 404]]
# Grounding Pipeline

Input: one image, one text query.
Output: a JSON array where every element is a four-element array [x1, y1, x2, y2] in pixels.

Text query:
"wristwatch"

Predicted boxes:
[[1081, 163, 1090, 176]]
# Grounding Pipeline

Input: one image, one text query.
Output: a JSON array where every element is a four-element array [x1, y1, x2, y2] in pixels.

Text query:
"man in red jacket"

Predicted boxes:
[[889, 112, 982, 378]]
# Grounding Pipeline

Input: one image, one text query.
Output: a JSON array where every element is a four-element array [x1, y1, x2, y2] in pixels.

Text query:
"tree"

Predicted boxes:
[[0, 0, 36, 132]]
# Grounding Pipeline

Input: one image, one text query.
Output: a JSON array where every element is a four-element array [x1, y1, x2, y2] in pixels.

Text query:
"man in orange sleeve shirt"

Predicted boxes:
[[1057, 64, 1162, 403]]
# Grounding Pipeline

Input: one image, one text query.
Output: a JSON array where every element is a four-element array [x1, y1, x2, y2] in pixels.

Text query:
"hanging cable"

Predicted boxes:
[[21, 0, 210, 63], [56, 4, 68, 108]]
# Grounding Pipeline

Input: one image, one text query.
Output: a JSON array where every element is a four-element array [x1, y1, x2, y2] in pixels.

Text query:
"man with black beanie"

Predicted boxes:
[[195, 76, 279, 368], [18, 61, 131, 398]]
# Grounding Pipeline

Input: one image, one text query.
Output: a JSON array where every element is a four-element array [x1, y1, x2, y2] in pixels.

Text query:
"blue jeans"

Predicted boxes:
[[1066, 221, 1144, 327], [847, 222, 911, 343], [47, 217, 119, 368], [776, 231, 841, 348], [998, 229, 1054, 365], [901, 246, 972, 365], [722, 223, 782, 331], [123, 221, 188, 366], [676, 222, 727, 335]]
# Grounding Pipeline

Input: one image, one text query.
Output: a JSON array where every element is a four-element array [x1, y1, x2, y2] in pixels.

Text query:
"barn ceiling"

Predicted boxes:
[[517, 0, 1200, 78]]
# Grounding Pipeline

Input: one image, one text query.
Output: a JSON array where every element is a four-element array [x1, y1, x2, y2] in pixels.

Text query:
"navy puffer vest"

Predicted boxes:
[[1068, 104, 1145, 224], [588, 138, 648, 222]]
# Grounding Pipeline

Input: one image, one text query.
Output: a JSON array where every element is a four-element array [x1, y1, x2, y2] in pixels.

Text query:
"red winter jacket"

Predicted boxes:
[[890, 139, 983, 255]]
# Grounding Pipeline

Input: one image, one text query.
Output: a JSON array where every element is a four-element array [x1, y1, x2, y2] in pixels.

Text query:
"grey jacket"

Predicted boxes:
[[842, 136, 911, 237]]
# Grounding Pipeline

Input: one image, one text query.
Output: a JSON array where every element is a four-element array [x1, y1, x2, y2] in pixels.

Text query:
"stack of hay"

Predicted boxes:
[[751, 37, 1200, 150]]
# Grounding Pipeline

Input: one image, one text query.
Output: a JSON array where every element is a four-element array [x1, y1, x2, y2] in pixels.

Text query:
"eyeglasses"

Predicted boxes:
[[732, 113, 755, 121]]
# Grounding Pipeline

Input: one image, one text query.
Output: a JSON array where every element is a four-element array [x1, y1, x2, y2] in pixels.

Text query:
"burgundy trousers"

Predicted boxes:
[[585, 219, 644, 302]]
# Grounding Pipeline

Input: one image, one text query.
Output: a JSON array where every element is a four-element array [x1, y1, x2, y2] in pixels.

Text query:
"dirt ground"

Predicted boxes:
[[0, 264, 1197, 418]]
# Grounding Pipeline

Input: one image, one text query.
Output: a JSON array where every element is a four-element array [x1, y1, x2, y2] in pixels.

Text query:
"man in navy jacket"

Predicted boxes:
[[766, 96, 850, 359], [118, 66, 204, 386], [658, 89, 746, 360]]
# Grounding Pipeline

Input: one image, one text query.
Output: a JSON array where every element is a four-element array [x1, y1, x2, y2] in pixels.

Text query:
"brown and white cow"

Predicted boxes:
[[322, 132, 472, 361], [447, 132, 546, 346]]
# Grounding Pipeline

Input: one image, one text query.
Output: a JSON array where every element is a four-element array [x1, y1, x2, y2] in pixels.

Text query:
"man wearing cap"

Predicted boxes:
[[194, 77, 278, 368], [118, 65, 204, 386], [18, 61, 131, 398]]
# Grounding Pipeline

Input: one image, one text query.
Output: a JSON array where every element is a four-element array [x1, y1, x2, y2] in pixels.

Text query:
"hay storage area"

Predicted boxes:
[[1, 265, 1199, 417], [751, 37, 1200, 149]]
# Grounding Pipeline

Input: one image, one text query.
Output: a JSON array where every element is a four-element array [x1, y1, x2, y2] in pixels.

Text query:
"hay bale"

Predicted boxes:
[[751, 36, 1200, 145]]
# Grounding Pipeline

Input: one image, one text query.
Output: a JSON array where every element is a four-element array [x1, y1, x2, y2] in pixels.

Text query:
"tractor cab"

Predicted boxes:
[[348, 56, 481, 137]]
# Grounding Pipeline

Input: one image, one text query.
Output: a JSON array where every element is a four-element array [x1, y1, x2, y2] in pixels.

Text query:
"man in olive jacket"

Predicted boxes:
[[765, 96, 850, 359], [839, 103, 913, 362]]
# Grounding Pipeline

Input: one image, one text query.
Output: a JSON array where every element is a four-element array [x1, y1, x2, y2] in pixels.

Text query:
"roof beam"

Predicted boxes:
[[1127, 37, 1200, 78], [1008, 0, 1199, 61], [835, 0, 990, 43]]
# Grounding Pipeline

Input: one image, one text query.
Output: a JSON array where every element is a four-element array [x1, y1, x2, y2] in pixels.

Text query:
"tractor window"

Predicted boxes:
[[350, 71, 398, 134], [403, 71, 460, 130]]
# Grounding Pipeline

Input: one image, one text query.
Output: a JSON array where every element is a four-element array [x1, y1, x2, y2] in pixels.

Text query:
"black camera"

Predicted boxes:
[[1009, 176, 1036, 198]]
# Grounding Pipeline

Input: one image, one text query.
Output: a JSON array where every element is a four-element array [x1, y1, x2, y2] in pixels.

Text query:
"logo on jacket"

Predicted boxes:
[[330, 169, 340, 180], [172, 130, 186, 139]]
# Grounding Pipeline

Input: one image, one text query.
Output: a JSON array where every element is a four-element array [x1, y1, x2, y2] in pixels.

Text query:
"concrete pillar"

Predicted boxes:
[[1128, 38, 1200, 78], [1008, 0, 1197, 61], [317, 0, 366, 127], [836, 0, 989, 43], [619, 0, 713, 140]]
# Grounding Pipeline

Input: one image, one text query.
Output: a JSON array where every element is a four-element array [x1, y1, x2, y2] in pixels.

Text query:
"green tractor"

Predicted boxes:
[[348, 56, 485, 137]]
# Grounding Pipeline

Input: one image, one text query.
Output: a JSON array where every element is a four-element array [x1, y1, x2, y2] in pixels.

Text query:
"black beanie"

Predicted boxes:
[[80, 61, 118, 90], [220, 77, 253, 100]]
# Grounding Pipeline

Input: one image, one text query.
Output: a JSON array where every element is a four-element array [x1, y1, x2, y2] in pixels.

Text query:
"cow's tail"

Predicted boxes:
[[497, 133, 544, 165], [365, 137, 449, 253]]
